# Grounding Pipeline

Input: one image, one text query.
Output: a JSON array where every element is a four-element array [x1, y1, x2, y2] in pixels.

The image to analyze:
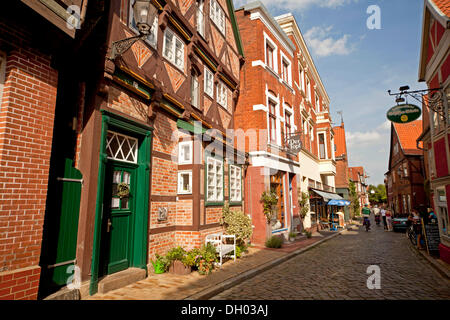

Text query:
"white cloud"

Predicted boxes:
[[346, 121, 391, 147], [234, 0, 358, 10], [304, 26, 354, 57]]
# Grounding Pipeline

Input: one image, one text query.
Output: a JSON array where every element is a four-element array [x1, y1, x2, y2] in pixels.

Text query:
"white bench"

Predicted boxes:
[[205, 233, 236, 267]]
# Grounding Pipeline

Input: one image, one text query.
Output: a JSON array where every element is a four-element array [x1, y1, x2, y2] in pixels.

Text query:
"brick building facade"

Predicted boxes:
[[333, 121, 351, 221], [1, 0, 245, 299], [234, 2, 336, 243], [349, 166, 369, 211], [385, 121, 427, 216], [417, 0, 450, 264], [0, 0, 91, 300]]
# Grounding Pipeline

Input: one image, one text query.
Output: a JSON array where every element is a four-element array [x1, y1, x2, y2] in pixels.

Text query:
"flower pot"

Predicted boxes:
[[169, 260, 192, 275]]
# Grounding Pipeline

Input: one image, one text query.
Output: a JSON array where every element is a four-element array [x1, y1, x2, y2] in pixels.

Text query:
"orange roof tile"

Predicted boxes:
[[333, 125, 347, 157], [349, 166, 365, 182], [431, 0, 450, 17], [393, 120, 423, 155]]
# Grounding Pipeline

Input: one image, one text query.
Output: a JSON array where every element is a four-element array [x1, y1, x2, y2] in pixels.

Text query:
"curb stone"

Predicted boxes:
[[409, 244, 450, 280], [184, 230, 345, 300]]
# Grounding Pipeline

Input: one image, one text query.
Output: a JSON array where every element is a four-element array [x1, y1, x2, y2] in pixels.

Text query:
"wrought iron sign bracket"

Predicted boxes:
[[388, 86, 445, 119], [110, 34, 148, 61]]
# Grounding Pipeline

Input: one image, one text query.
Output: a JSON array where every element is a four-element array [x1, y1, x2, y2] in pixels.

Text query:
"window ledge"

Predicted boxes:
[[265, 65, 279, 79]]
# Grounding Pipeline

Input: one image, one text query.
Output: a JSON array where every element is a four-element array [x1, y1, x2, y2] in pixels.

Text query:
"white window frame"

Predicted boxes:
[[318, 131, 327, 160], [206, 156, 224, 202], [298, 62, 305, 93], [178, 140, 193, 164], [229, 165, 242, 203], [191, 72, 199, 108], [129, 0, 158, 48], [197, 0, 205, 38], [106, 131, 139, 164], [210, 0, 225, 35], [204, 66, 214, 98], [0, 52, 5, 104], [280, 52, 292, 86], [216, 80, 227, 109], [306, 75, 311, 102], [264, 33, 278, 74], [178, 170, 193, 194], [162, 28, 184, 71]]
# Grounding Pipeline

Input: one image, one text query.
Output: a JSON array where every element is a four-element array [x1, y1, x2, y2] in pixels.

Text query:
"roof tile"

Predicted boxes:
[[393, 120, 423, 155]]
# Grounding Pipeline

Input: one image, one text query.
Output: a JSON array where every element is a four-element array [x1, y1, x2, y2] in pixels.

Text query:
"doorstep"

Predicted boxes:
[[97, 268, 147, 294]]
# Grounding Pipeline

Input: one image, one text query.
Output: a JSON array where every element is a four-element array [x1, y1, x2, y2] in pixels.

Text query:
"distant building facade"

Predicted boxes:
[[349, 167, 369, 211], [333, 121, 351, 221], [385, 121, 427, 216]]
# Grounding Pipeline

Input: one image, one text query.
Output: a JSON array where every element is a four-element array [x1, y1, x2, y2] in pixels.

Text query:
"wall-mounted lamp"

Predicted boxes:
[[110, 0, 158, 60]]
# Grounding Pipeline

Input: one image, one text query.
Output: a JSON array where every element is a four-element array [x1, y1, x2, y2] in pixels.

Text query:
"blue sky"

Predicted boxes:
[[233, 0, 427, 186]]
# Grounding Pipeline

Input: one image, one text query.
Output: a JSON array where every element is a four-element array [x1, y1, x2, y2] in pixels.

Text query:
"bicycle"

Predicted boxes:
[[406, 224, 417, 246]]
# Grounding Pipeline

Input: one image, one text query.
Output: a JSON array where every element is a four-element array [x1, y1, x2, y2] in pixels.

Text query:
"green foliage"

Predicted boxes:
[[305, 231, 312, 239], [298, 191, 310, 219], [349, 179, 360, 218], [195, 243, 218, 275], [221, 204, 253, 245], [152, 253, 170, 272], [289, 232, 297, 239], [236, 243, 248, 258], [265, 236, 283, 248], [260, 190, 279, 223], [368, 184, 387, 204], [166, 246, 186, 263]]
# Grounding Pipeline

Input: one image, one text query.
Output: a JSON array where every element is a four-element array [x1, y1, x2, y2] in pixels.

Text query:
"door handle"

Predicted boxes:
[[107, 218, 112, 233]]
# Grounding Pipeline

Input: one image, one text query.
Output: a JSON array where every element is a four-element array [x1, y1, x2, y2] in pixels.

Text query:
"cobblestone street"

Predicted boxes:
[[211, 221, 450, 300]]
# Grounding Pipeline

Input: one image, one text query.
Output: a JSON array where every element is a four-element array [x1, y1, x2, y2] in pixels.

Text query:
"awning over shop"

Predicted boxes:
[[328, 199, 351, 206], [310, 189, 344, 202]]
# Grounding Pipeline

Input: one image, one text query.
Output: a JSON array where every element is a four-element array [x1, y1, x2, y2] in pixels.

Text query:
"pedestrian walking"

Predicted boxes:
[[411, 208, 424, 250], [362, 204, 371, 231], [386, 208, 393, 231], [381, 206, 388, 230], [373, 205, 381, 226], [428, 208, 437, 223]]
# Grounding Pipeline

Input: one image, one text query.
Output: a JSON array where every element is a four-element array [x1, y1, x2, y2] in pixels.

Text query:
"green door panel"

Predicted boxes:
[[50, 158, 82, 286], [101, 163, 136, 276]]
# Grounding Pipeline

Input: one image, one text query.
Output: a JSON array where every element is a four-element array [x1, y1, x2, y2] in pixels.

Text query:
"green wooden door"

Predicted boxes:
[[100, 162, 137, 276], [47, 159, 82, 286]]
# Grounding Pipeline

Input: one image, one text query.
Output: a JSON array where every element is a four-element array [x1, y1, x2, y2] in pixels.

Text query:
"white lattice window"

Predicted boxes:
[[106, 131, 138, 164], [179, 140, 193, 164], [197, 0, 205, 37], [210, 0, 225, 35], [204, 66, 214, 98], [230, 165, 242, 202], [206, 157, 223, 202], [217, 81, 227, 109], [178, 171, 192, 194], [163, 28, 184, 70]]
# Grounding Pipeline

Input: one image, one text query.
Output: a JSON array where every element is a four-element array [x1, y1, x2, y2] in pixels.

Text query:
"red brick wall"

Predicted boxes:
[[0, 266, 40, 300], [0, 46, 58, 300]]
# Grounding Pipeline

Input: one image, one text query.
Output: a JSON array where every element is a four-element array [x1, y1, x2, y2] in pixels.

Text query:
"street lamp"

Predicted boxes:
[[110, 0, 158, 60]]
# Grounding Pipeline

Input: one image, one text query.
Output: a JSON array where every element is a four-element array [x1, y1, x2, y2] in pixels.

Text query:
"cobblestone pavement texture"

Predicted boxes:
[[211, 221, 450, 300], [87, 230, 336, 300]]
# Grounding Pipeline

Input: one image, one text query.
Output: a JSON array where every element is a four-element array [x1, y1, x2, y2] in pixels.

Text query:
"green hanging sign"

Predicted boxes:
[[386, 104, 421, 124]]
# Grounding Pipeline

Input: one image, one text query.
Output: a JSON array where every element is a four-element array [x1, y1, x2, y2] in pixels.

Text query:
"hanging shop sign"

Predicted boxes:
[[286, 134, 303, 153], [386, 104, 421, 124]]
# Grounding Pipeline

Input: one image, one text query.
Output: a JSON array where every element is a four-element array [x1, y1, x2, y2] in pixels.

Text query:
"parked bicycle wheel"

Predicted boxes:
[[407, 225, 417, 246]]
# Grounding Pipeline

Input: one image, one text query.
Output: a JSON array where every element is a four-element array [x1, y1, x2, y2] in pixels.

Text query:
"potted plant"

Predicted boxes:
[[260, 190, 278, 224], [194, 243, 217, 275], [167, 247, 192, 275], [151, 254, 169, 274]]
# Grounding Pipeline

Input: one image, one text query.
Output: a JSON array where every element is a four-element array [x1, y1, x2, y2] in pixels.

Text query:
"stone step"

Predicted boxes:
[[98, 268, 146, 294]]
